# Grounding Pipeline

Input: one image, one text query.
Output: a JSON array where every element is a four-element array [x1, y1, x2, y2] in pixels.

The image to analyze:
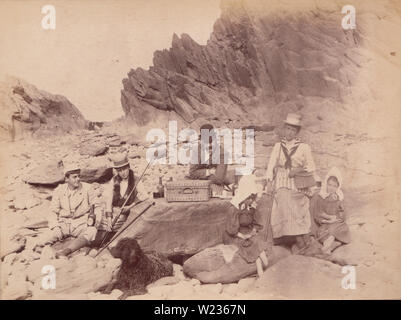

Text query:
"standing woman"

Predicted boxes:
[[265, 113, 317, 252]]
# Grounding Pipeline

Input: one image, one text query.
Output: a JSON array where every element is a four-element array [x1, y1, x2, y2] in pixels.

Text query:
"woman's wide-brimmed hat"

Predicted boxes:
[[111, 153, 130, 169], [283, 113, 302, 127]]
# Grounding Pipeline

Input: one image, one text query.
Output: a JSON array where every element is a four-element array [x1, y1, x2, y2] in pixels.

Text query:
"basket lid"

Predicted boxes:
[[165, 180, 211, 188]]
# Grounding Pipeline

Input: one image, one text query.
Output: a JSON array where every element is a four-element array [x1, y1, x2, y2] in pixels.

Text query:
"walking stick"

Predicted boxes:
[[95, 201, 155, 257], [97, 157, 155, 249]]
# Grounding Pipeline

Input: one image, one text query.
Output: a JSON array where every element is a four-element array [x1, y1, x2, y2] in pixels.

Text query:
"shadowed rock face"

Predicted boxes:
[[0, 75, 88, 141], [121, 0, 361, 126]]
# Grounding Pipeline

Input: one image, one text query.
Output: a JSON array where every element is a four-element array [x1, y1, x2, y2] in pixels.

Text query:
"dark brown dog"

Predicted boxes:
[[104, 238, 173, 299]]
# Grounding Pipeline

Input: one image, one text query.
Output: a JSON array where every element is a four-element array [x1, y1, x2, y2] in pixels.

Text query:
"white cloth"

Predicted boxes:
[[319, 167, 344, 201], [230, 174, 260, 209], [221, 245, 239, 263], [119, 179, 128, 197]]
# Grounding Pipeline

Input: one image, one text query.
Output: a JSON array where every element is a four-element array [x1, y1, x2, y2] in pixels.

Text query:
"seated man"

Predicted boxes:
[[188, 124, 235, 186], [91, 154, 141, 248], [37, 164, 97, 257]]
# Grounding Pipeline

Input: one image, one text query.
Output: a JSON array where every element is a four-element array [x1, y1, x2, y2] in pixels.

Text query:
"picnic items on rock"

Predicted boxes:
[[153, 176, 165, 199], [165, 180, 211, 202]]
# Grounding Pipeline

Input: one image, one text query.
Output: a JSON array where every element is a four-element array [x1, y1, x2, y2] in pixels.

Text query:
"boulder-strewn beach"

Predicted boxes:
[[1, 0, 400, 299]]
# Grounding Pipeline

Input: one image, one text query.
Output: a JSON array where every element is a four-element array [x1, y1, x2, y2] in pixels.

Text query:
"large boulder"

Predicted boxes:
[[183, 244, 291, 284], [80, 161, 113, 183], [23, 157, 112, 186], [79, 140, 108, 156], [23, 160, 64, 186], [29, 252, 121, 299], [111, 199, 233, 258]]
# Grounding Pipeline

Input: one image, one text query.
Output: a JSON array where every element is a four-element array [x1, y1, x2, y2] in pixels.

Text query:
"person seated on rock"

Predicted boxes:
[[223, 174, 273, 278], [91, 154, 141, 248], [37, 163, 97, 257], [310, 167, 351, 254], [187, 123, 235, 186]]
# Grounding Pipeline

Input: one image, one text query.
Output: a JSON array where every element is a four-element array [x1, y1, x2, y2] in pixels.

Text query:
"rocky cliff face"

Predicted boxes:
[[0, 75, 87, 141], [121, 0, 361, 127]]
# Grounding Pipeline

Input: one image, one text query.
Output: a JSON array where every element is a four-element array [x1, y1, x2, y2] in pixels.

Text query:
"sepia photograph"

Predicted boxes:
[[0, 0, 400, 302]]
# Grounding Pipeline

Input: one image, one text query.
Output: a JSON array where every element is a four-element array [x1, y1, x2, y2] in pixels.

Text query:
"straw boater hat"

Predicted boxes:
[[283, 113, 302, 127], [111, 153, 130, 169], [63, 163, 80, 176]]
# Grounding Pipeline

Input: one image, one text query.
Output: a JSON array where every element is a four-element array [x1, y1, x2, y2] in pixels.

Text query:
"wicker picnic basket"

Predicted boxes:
[[165, 180, 211, 202]]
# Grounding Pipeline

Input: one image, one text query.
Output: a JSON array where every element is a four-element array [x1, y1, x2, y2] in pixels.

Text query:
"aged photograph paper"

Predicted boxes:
[[0, 0, 400, 300]]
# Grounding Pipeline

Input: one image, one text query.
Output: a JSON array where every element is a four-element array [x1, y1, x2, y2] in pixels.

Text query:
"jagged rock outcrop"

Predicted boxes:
[[121, 0, 361, 126], [0, 75, 87, 141]]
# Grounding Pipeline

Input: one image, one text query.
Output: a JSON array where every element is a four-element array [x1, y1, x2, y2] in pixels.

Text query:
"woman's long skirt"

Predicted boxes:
[[271, 168, 311, 238], [271, 188, 311, 238]]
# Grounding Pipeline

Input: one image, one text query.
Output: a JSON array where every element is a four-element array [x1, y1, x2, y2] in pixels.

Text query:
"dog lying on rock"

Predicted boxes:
[[104, 237, 173, 299]]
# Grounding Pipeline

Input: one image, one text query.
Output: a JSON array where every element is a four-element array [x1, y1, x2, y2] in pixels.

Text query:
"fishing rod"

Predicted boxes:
[[95, 201, 156, 257]]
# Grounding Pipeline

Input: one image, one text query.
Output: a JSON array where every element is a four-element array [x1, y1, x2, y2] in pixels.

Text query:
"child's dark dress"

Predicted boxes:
[[310, 194, 351, 244], [223, 194, 273, 263]]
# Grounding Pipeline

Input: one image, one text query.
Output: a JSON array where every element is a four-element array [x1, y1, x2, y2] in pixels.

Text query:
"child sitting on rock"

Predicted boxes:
[[310, 167, 351, 254], [223, 174, 273, 278]]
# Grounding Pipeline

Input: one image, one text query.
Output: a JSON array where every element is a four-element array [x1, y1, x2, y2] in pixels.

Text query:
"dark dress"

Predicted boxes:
[[188, 143, 229, 185], [223, 194, 273, 263], [310, 194, 351, 244]]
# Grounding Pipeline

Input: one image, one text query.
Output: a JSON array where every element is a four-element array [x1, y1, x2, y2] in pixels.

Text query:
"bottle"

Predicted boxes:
[[232, 175, 239, 196], [87, 205, 96, 227], [157, 176, 164, 198]]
